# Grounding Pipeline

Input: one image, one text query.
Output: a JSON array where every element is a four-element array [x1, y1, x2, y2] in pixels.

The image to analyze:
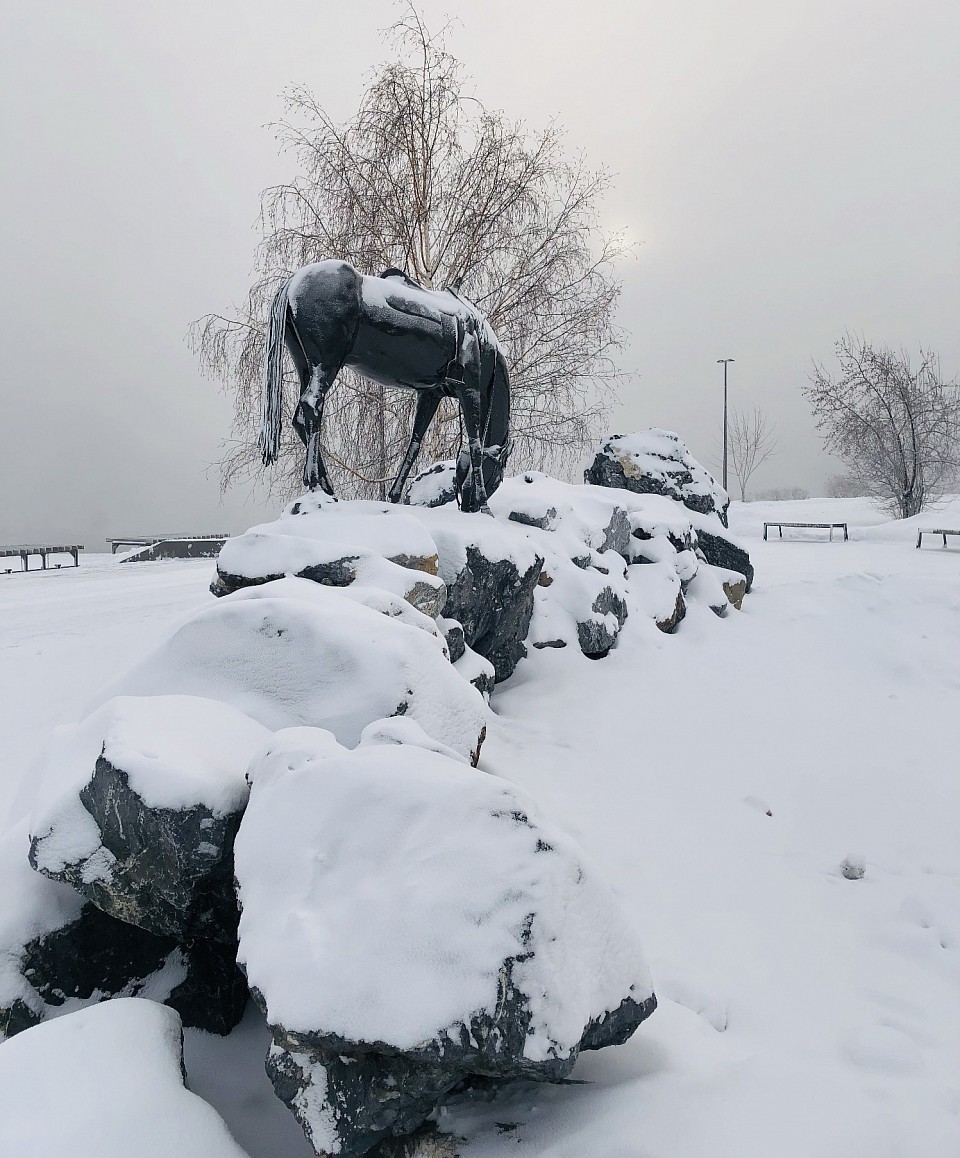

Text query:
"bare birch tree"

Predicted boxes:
[[193, 6, 627, 500], [804, 334, 960, 519], [728, 407, 778, 501]]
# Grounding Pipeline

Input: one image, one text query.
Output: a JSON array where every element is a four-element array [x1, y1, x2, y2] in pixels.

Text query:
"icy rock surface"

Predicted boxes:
[[235, 728, 655, 1156], [212, 495, 445, 617], [585, 429, 730, 524], [405, 506, 544, 681], [689, 511, 755, 592], [89, 582, 488, 764], [0, 999, 252, 1158], [402, 459, 457, 508], [490, 472, 633, 558], [488, 475, 632, 656], [28, 695, 268, 943], [0, 822, 246, 1038]]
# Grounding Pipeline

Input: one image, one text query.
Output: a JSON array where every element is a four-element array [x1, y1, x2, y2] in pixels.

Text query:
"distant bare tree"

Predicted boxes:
[[753, 485, 809, 501], [804, 334, 960, 519], [825, 472, 873, 499], [193, 6, 627, 500], [728, 407, 778, 501]]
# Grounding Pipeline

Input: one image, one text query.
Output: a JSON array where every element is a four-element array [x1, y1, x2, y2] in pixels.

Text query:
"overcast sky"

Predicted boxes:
[[2, 0, 958, 547]]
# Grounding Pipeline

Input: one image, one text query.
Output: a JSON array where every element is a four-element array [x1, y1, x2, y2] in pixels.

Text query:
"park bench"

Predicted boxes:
[[763, 522, 848, 542], [1, 544, 83, 573], [107, 533, 230, 554], [916, 528, 960, 549], [107, 534, 230, 562]]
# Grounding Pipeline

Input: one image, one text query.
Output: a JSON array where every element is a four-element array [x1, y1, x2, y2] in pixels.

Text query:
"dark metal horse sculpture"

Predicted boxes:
[[259, 260, 512, 512]]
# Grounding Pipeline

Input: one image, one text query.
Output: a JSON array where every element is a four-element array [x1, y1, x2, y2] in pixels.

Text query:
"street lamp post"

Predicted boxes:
[[717, 358, 735, 492]]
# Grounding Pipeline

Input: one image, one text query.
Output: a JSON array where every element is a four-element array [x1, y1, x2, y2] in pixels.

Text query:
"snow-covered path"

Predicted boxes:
[[1, 499, 958, 1157]]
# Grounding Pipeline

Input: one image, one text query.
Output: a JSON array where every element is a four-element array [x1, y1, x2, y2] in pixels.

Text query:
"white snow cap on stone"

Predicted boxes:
[[403, 504, 543, 582], [89, 584, 488, 761], [0, 820, 85, 1021], [275, 494, 440, 565], [235, 729, 653, 1061], [28, 696, 268, 879], [602, 429, 728, 511], [0, 999, 251, 1158], [490, 472, 632, 555]]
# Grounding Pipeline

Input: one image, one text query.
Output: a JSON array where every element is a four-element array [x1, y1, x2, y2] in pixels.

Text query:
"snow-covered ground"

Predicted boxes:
[[2, 497, 959, 1157]]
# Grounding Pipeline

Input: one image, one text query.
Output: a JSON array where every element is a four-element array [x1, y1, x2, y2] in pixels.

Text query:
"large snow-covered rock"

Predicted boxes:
[[405, 507, 544, 682], [490, 472, 633, 559], [89, 583, 488, 765], [402, 460, 457, 509], [29, 696, 268, 943], [689, 511, 755, 592], [486, 475, 631, 657], [0, 999, 252, 1158], [235, 728, 656, 1157], [585, 429, 730, 525], [212, 494, 446, 617], [0, 822, 247, 1038]]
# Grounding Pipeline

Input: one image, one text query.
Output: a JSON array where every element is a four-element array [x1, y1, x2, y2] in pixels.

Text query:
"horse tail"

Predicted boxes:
[[259, 276, 293, 465]]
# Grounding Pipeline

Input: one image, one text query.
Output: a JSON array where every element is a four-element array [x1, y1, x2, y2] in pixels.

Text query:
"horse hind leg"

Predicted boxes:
[[298, 367, 335, 496], [387, 390, 443, 503]]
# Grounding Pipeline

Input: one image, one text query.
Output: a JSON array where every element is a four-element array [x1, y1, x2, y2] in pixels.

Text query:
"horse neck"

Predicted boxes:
[[484, 350, 511, 451]]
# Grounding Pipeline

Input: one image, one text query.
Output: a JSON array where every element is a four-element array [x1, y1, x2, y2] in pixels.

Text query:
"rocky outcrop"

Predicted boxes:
[[88, 581, 489, 765], [234, 730, 656, 1158], [212, 495, 445, 618], [692, 519, 755, 592], [585, 429, 729, 525], [405, 507, 543, 682], [29, 696, 267, 944], [1, 823, 246, 1039]]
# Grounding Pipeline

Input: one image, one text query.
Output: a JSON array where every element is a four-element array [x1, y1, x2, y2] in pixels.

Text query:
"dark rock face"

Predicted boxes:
[[696, 526, 754, 592], [442, 546, 543, 682], [657, 590, 687, 634], [212, 554, 358, 599], [585, 431, 729, 526], [577, 586, 629, 657], [266, 1033, 462, 1158], [2, 900, 247, 1039], [260, 988, 656, 1158], [31, 756, 243, 945]]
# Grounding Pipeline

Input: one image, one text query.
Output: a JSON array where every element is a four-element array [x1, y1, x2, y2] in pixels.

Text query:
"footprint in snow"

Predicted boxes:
[[843, 1025, 924, 1075]]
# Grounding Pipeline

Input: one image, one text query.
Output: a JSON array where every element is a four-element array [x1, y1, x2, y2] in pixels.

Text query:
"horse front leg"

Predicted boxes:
[[455, 378, 491, 515], [387, 390, 443, 503]]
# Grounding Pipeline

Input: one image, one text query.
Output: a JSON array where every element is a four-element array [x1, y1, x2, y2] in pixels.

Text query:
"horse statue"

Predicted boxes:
[[259, 259, 512, 513]]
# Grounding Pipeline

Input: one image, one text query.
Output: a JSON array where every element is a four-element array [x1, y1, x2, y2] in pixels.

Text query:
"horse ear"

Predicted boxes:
[[448, 275, 463, 291]]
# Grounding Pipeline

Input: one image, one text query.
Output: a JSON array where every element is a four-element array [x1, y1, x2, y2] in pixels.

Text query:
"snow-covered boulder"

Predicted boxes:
[[483, 475, 631, 657], [402, 460, 457, 508], [689, 512, 754, 592], [585, 429, 730, 525], [528, 541, 629, 656], [29, 696, 268, 943], [685, 562, 748, 616], [89, 583, 488, 765], [490, 472, 633, 559], [0, 822, 247, 1038], [0, 999, 251, 1158], [235, 729, 656, 1157], [212, 495, 446, 617], [628, 562, 687, 633], [405, 507, 544, 682]]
